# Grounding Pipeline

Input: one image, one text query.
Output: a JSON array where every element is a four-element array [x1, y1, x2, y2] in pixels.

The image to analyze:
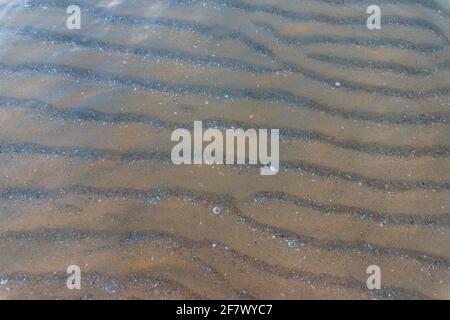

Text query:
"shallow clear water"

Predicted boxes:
[[0, 0, 449, 299]]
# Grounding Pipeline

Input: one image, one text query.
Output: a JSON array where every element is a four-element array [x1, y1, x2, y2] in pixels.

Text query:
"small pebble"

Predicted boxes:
[[287, 240, 297, 248]]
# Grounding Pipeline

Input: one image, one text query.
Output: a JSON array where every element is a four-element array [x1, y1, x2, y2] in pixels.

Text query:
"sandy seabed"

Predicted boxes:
[[0, 0, 449, 299]]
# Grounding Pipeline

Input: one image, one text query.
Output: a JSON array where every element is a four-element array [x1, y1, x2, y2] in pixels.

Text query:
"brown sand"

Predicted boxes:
[[0, 0, 449, 299]]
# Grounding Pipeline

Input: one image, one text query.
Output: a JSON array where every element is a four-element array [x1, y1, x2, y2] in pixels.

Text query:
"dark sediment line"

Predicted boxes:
[[0, 230, 432, 299], [2, 79, 448, 125], [250, 191, 450, 228], [2, 270, 205, 299], [22, 0, 450, 15], [2, 62, 450, 148], [0, 142, 172, 163], [254, 22, 450, 98], [9, 25, 449, 98], [10, 25, 449, 78], [318, 0, 450, 16], [281, 160, 450, 192], [189, 0, 450, 42], [307, 53, 450, 75], [255, 20, 447, 53], [164, 0, 450, 19], [14, 2, 450, 97], [232, 202, 450, 268], [20, 0, 275, 57], [212, 240, 432, 300], [1, 139, 450, 192], [5, 26, 278, 74], [0, 186, 449, 265], [0, 96, 177, 129], [2, 96, 450, 158], [21, 0, 450, 41]]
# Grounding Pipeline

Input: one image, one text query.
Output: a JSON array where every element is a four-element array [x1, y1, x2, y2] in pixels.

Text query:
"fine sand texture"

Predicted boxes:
[[0, 0, 449, 299]]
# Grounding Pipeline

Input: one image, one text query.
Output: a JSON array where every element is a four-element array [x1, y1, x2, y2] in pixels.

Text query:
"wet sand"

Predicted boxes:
[[0, 0, 449, 299]]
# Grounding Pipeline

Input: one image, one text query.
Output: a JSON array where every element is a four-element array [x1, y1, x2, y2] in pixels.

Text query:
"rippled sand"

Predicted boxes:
[[0, 0, 449, 299]]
